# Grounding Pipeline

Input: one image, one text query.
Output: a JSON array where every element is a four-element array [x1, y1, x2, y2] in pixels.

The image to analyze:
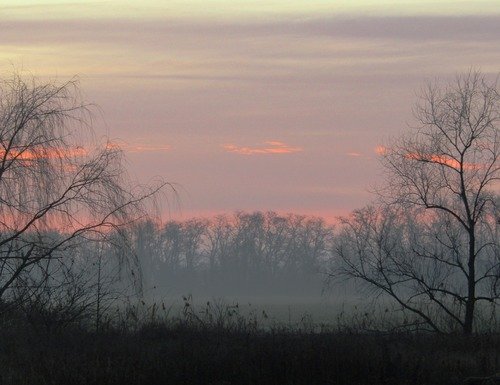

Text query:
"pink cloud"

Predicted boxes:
[[223, 141, 303, 155]]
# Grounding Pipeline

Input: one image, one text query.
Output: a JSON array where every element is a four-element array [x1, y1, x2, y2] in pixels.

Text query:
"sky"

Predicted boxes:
[[1, 0, 500, 222]]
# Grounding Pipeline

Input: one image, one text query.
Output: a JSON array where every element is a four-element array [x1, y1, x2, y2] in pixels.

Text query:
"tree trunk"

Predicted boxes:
[[464, 230, 476, 334]]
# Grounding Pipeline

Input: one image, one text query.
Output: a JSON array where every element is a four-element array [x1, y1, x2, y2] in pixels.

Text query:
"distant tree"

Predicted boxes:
[[160, 221, 183, 274], [0, 72, 165, 305], [181, 218, 208, 273], [132, 220, 162, 292], [331, 71, 500, 334], [206, 215, 235, 275]]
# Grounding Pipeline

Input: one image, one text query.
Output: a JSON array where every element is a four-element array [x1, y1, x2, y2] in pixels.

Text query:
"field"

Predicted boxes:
[[149, 295, 357, 328], [0, 297, 499, 385], [147, 294, 500, 333]]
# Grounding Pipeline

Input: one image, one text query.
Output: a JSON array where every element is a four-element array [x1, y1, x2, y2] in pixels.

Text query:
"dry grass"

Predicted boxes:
[[0, 299, 498, 385]]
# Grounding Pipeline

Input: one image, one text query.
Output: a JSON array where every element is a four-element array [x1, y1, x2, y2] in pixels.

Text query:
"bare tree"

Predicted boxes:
[[332, 71, 500, 334], [0, 72, 166, 305], [181, 218, 208, 273]]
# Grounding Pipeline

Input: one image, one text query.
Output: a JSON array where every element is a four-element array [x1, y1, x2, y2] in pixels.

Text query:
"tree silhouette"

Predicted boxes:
[[0, 72, 165, 305], [332, 71, 500, 334]]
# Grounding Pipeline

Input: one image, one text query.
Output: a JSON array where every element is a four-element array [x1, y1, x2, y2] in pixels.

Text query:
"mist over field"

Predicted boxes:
[[103, 210, 363, 326]]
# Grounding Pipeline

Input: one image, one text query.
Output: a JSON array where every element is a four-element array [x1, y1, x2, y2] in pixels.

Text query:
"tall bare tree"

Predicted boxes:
[[332, 71, 500, 334], [0, 72, 165, 304]]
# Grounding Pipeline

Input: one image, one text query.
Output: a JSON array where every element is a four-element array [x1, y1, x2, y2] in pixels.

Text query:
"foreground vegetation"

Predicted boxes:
[[0, 300, 499, 385]]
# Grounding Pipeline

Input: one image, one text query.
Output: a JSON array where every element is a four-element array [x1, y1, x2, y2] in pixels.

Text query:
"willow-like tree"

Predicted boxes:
[[333, 71, 500, 334], [0, 72, 165, 304]]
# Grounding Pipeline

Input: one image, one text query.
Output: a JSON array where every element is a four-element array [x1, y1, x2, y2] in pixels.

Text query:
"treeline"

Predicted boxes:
[[131, 211, 335, 297], [0, 211, 336, 330]]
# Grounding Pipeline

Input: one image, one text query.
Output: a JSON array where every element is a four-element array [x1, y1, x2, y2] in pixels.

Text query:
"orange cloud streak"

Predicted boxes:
[[1, 142, 172, 163], [223, 141, 303, 155], [405, 153, 482, 170], [375, 145, 387, 156], [374, 146, 483, 170], [0, 147, 87, 161]]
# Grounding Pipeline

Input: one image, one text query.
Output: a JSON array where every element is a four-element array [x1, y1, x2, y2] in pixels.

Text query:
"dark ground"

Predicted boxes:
[[0, 309, 498, 385]]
